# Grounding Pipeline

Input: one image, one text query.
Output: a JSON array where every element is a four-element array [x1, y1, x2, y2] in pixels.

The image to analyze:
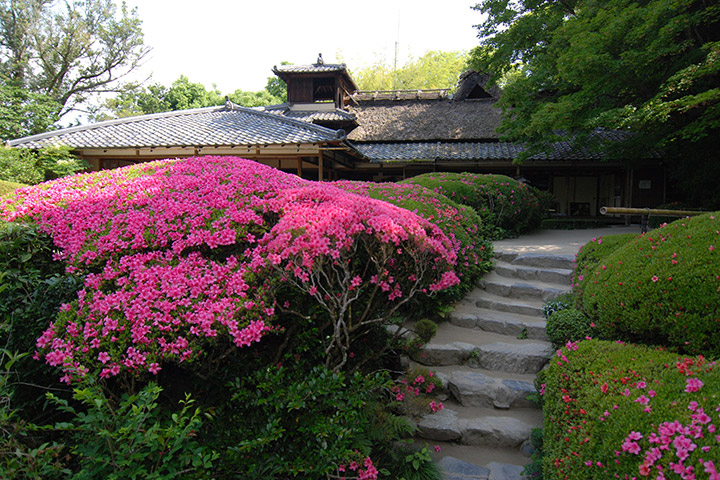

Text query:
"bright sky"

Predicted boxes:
[[123, 0, 485, 93]]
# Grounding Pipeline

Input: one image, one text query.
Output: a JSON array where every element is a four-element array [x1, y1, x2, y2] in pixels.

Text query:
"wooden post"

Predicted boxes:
[[297, 158, 303, 178], [318, 155, 323, 182]]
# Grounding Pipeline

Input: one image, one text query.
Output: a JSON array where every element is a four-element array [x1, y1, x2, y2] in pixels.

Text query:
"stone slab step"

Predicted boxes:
[[475, 341, 553, 374], [449, 305, 548, 341], [411, 322, 551, 371], [448, 370, 538, 409], [412, 339, 552, 374], [510, 253, 575, 271], [437, 456, 526, 480], [493, 261, 574, 286], [472, 292, 545, 318], [480, 272, 571, 301], [417, 408, 537, 448]]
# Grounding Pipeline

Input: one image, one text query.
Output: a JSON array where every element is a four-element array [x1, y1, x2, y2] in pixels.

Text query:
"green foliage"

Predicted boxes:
[[572, 232, 637, 293], [522, 427, 543, 480], [92, 75, 285, 121], [470, 0, 720, 206], [0, 146, 43, 184], [542, 339, 720, 480], [352, 50, 469, 91], [0, 222, 82, 356], [220, 365, 390, 479], [49, 380, 216, 479], [403, 172, 546, 238], [0, 179, 26, 196], [546, 308, 593, 349], [579, 213, 720, 356], [413, 319, 438, 344], [542, 293, 574, 320], [0, 0, 148, 125], [0, 345, 69, 479], [0, 145, 88, 184], [0, 83, 60, 140]]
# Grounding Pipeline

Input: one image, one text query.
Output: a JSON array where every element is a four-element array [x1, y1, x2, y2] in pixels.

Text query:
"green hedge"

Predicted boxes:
[[401, 172, 548, 239], [542, 339, 720, 480], [572, 232, 638, 297], [0, 180, 26, 197], [578, 213, 720, 356]]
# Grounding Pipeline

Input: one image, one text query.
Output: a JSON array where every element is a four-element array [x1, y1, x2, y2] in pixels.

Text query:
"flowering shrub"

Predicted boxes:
[[577, 213, 720, 356], [541, 339, 720, 480], [333, 179, 493, 300], [401, 172, 547, 238], [546, 308, 593, 348], [1, 156, 459, 380]]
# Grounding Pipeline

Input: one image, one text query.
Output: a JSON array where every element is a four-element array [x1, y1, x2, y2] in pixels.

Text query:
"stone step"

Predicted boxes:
[[448, 370, 538, 409], [437, 456, 526, 480], [505, 252, 575, 271], [480, 272, 571, 302], [411, 323, 553, 374], [417, 405, 539, 448], [449, 305, 548, 341], [426, 364, 539, 410], [471, 292, 545, 318], [493, 261, 574, 286], [416, 440, 531, 480]]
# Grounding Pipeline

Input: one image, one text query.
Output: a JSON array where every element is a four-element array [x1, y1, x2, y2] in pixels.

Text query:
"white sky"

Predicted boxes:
[[122, 0, 485, 93]]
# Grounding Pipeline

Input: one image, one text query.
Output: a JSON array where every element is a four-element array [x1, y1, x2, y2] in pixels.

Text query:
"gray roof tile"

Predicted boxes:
[[354, 133, 637, 162], [273, 63, 348, 74], [8, 103, 344, 149]]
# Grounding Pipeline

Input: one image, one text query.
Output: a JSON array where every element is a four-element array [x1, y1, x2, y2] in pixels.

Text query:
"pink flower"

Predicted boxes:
[[651, 275, 659, 283], [685, 378, 704, 393]]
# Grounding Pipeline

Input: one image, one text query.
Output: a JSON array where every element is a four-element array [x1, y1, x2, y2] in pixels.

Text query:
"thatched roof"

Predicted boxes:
[[347, 98, 503, 142]]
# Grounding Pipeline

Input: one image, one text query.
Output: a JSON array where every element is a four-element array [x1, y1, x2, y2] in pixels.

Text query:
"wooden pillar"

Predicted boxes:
[[297, 158, 303, 178], [318, 155, 323, 182]]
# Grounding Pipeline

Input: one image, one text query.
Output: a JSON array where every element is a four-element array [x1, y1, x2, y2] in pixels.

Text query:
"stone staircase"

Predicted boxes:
[[411, 251, 575, 480]]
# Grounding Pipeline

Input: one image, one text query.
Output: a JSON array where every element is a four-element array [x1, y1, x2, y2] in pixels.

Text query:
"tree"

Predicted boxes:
[[470, 0, 720, 207], [0, 0, 148, 136], [351, 50, 469, 91], [91, 76, 285, 121], [0, 144, 88, 184]]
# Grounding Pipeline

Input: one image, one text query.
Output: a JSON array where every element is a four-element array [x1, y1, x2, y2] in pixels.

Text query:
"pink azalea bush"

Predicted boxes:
[[1, 156, 460, 381], [541, 339, 720, 480], [333, 180, 494, 297]]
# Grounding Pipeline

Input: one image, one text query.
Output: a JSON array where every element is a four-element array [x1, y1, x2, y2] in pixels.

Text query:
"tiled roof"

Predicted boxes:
[[354, 133, 638, 162], [261, 104, 357, 123], [273, 63, 348, 74], [7, 102, 345, 149]]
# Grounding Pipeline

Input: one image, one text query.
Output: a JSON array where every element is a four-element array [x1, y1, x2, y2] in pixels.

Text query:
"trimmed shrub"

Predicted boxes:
[[578, 213, 720, 356], [546, 308, 593, 348], [0, 180, 26, 197], [571, 232, 638, 302], [333, 180, 494, 302], [401, 172, 547, 239], [541, 339, 720, 480]]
